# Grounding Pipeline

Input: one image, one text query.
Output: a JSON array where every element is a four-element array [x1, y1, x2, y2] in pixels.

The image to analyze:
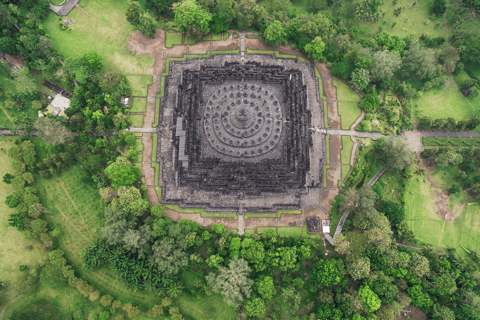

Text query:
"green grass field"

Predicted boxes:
[[166, 32, 183, 47], [130, 97, 147, 112], [129, 114, 145, 127], [245, 213, 276, 219], [277, 227, 303, 238], [340, 165, 351, 187], [212, 33, 222, 41], [334, 78, 361, 102], [341, 136, 353, 165], [338, 102, 362, 130], [127, 76, 152, 96], [354, 0, 449, 40], [414, 78, 480, 120], [0, 138, 44, 304], [43, 0, 153, 75], [405, 176, 480, 257]]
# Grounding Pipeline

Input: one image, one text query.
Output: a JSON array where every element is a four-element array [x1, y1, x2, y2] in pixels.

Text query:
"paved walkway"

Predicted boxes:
[[324, 129, 383, 140]]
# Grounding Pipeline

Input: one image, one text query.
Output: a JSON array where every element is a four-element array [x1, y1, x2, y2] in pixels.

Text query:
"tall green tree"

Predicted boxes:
[[104, 156, 141, 188], [370, 50, 401, 83], [377, 135, 414, 171], [11, 67, 37, 97], [34, 117, 75, 146], [206, 257, 253, 308], [401, 43, 436, 80], [173, 0, 212, 38], [304, 36, 326, 61], [234, 0, 266, 28], [264, 20, 287, 46]]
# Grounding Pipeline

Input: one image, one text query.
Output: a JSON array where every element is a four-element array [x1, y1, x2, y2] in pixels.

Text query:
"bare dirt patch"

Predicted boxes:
[[189, 41, 211, 54], [315, 62, 332, 79], [246, 38, 274, 51], [323, 81, 337, 100], [303, 208, 328, 220], [211, 39, 240, 51], [329, 136, 342, 163], [277, 213, 304, 227], [421, 158, 466, 221], [244, 217, 277, 230], [204, 217, 238, 229], [327, 101, 341, 129], [396, 307, 427, 320], [326, 166, 341, 189], [166, 45, 187, 57], [320, 190, 339, 212]]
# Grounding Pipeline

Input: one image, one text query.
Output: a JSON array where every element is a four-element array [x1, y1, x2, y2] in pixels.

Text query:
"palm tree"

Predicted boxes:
[[167, 281, 184, 298]]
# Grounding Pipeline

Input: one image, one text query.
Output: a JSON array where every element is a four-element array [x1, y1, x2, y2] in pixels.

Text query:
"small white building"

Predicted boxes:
[[322, 220, 331, 234], [47, 94, 71, 117]]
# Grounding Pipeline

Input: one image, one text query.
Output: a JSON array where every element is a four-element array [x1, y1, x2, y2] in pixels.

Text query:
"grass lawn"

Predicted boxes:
[[333, 77, 361, 102], [129, 114, 145, 127], [130, 97, 147, 112], [414, 78, 480, 121], [245, 213, 276, 219], [247, 35, 262, 39], [246, 49, 274, 54], [0, 75, 39, 129], [203, 33, 212, 41], [338, 102, 362, 130], [340, 165, 351, 187], [0, 137, 44, 302], [43, 0, 153, 75], [422, 137, 480, 147], [185, 35, 197, 45], [404, 176, 480, 257], [277, 227, 303, 238], [205, 212, 237, 218], [166, 32, 183, 47], [134, 137, 144, 152], [244, 229, 256, 237], [277, 210, 302, 217], [212, 33, 222, 41], [127, 76, 152, 96], [257, 227, 276, 235], [341, 136, 353, 165], [353, 0, 449, 40]]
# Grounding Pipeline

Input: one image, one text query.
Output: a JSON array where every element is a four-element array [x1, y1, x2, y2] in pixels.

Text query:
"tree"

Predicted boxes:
[[256, 276, 276, 300], [359, 93, 381, 112], [34, 118, 75, 146], [409, 252, 430, 278], [245, 297, 266, 318], [430, 303, 455, 320], [40, 260, 68, 288], [11, 67, 37, 97], [212, 0, 236, 32], [355, 0, 384, 22], [370, 50, 402, 83], [99, 71, 122, 93], [105, 156, 141, 188], [334, 233, 351, 255], [347, 257, 371, 280], [358, 285, 381, 312], [304, 36, 326, 62], [100, 294, 113, 307], [3, 173, 14, 184], [432, 0, 447, 15], [428, 273, 457, 297], [235, 0, 266, 28], [146, 0, 175, 17], [312, 259, 343, 288], [126, 2, 156, 37], [118, 186, 149, 216], [264, 20, 286, 46], [380, 200, 405, 225], [173, 0, 212, 38], [401, 43, 436, 80], [150, 237, 189, 276], [99, 187, 117, 203], [435, 150, 463, 167], [206, 257, 253, 308], [408, 285, 433, 309], [351, 68, 370, 90], [377, 136, 414, 170], [340, 188, 359, 212], [439, 45, 460, 73]]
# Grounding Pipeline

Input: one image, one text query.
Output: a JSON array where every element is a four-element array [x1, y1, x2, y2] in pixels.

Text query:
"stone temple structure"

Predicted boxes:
[[157, 54, 326, 213]]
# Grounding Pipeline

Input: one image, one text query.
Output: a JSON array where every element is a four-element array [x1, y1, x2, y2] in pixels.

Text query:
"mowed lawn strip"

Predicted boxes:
[[130, 97, 147, 112], [43, 0, 153, 75], [338, 102, 362, 130], [341, 136, 353, 165], [333, 77, 361, 102]]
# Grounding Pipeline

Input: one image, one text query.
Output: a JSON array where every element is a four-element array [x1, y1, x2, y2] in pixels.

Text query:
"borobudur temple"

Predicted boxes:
[[157, 54, 326, 213]]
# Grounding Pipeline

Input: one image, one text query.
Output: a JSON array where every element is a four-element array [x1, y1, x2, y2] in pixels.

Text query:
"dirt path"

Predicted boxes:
[[420, 158, 466, 221]]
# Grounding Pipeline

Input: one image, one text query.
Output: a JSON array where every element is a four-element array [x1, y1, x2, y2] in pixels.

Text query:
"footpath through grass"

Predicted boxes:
[[43, 0, 153, 75], [338, 102, 362, 130]]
